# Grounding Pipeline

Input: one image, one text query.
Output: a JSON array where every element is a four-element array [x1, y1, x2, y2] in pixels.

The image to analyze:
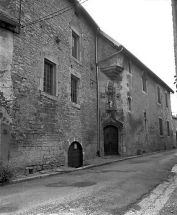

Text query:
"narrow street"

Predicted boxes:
[[0, 150, 177, 215]]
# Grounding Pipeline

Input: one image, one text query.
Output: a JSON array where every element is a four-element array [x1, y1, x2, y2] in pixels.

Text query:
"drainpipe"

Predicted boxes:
[[96, 27, 100, 156], [18, 0, 22, 33]]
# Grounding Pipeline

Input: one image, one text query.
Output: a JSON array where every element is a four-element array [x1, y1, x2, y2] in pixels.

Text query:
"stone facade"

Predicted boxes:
[[0, 0, 175, 171], [97, 31, 174, 156], [172, 116, 177, 146], [172, 0, 177, 80], [0, 0, 98, 169]]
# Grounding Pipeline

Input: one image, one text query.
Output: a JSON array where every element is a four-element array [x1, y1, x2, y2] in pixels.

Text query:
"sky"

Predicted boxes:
[[83, 0, 177, 114]]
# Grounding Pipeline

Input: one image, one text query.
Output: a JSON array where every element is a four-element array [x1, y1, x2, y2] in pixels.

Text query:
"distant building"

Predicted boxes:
[[172, 0, 177, 89], [172, 115, 177, 146], [97, 30, 174, 156]]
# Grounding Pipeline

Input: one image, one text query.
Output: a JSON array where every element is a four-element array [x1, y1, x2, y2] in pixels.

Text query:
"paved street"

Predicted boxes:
[[0, 150, 177, 215]]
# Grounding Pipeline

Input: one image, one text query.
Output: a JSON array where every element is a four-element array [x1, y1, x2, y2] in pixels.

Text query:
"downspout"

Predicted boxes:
[[96, 27, 100, 156], [18, 0, 22, 33]]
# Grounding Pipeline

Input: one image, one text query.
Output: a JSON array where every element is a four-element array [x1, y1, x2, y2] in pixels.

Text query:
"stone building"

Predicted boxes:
[[0, 0, 175, 172], [172, 115, 177, 146], [172, 0, 177, 80], [0, 0, 99, 170], [97, 30, 174, 156]]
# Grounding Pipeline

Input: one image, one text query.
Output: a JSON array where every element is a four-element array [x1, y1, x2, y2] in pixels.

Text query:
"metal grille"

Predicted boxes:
[[71, 76, 77, 103], [44, 61, 53, 95]]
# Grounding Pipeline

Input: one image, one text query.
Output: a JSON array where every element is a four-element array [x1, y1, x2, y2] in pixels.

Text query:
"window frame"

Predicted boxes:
[[71, 74, 78, 104], [167, 120, 170, 136], [142, 75, 147, 93], [72, 31, 80, 60], [128, 96, 132, 112], [165, 92, 168, 108], [128, 60, 132, 73], [43, 59, 56, 96], [159, 117, 163, 136], [144, 110, 147, 129], [157, 86, 161, 104]]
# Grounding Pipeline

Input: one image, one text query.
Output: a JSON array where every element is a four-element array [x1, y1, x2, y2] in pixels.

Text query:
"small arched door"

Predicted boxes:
[[68, 142, 83, 168], [104, 126, 118, 155]]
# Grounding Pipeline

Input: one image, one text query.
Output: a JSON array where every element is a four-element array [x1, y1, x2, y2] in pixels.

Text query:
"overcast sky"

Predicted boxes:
[[83, 0, 177, 114]]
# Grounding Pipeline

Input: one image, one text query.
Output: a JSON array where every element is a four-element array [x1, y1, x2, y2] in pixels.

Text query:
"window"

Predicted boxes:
[[159, 118, 163, 136], [165, 92, 168, 108], [44, 59, 55, 95], [167, 121, 170, 136], [128, 60, 131, 73], [142, 76, 147, 93], [71, 75, 78, 103], [128, 97, 132, 111], [157, 86, 161, 104], [144, 110, 147, 129], [72, 31, 79, 59]]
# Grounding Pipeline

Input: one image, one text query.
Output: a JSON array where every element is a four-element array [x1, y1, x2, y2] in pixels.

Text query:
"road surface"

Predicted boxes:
[[0, 150, 177, 215]]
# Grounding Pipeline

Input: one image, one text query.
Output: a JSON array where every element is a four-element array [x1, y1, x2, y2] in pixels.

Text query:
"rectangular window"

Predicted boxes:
[[71, 75, 78, 103], [72, 31, 79, 59], [144, 110, 147, 129], [157, 86, 161, 104], [159, 118, 163, 136], [128, 60, 131, 73], [167, 121, 170, 136], [165, 92, 168, 108], [44, 60, 55, 95], [142, 76, 147, 93], [128, 97, 132, 111]]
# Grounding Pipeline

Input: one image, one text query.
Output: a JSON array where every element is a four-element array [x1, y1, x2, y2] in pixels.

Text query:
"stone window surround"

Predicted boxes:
[[159, 117, 163, 136], [69, 67, 81, 109], [166, 120, 170, 136], [39, 53, 59, 100], [127, 96, 132, 112], [157, 85, 161, 105], [142, 73, 147, 94], [165, 91, 168, 109], [70, 25, 82, 64]]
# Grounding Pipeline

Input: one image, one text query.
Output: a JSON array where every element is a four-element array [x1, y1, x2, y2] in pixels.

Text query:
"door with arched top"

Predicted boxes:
[[104, 126, 118, 155], [68, 142, 83, 168]]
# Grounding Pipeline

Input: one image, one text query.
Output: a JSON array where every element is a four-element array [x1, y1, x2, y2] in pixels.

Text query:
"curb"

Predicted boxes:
[[2, 150, 169, 186]]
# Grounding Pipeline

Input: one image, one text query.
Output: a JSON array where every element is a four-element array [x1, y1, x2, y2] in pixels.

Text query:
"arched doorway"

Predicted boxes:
[[68, 142, 83, 168], [104, 125, 119, 155]]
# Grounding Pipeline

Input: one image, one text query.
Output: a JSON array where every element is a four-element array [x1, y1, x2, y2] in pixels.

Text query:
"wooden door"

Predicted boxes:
[[104, 126, 118, 155], [68, 142, 83, 168]]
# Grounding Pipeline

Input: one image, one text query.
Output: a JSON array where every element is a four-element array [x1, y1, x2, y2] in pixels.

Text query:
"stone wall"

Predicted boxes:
[[98, 34, 174, 156], [1, 0, 97, 168]]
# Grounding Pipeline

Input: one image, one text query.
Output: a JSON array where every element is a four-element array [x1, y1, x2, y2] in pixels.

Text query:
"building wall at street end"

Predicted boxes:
[[172, 116, 177, 146], [172, 0, 177, 78], [97, 34, 174, 157], [0, 0, 98, 169]]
